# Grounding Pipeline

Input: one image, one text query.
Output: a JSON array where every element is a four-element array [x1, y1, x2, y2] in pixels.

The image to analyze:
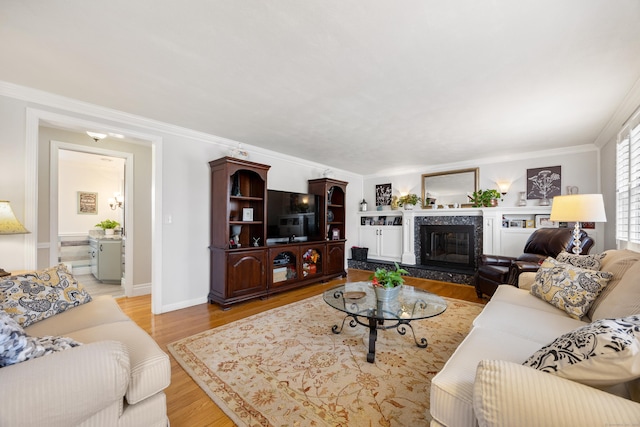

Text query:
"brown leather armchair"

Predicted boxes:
[[474, 228, 594, 298]]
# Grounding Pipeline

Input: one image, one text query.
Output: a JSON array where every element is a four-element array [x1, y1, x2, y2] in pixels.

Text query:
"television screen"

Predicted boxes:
[[267, 190, 321, 242]]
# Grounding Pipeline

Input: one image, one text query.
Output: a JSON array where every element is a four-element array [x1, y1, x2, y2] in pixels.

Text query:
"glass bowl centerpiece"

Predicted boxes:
[[370, 262, 409, 301]]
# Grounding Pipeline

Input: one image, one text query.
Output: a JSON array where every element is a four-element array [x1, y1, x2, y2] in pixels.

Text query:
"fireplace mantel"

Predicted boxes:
[[399, 206, 553, 265]]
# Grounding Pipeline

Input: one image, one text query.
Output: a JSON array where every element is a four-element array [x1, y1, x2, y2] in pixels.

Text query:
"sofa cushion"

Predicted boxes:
[[556, 250, 606, 270], [430, 326, 544, 427], [523, 315, 640, 387], [530, 257, 612, 319], [592, 260, 640, 321], [1, 310, 80, 367], [0, 264, 92, 327]]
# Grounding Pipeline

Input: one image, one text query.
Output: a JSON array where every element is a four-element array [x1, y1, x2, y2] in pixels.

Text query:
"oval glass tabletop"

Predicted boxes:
[[323, 281, 447, 321]]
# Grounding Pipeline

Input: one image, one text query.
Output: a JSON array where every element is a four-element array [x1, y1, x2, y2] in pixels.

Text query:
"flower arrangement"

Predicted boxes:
[[397, 193, 421, 207], [468, 189, 501, 207], [302, 249, 319, 264], [370, 262, 409, 288]]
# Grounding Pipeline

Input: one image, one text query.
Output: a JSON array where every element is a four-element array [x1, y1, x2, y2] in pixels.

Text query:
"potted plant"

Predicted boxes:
[[370, 262, 410, 301], [468, 189, 501, 207], [95, 219, 120, 235], [398, 193, 422, 210]]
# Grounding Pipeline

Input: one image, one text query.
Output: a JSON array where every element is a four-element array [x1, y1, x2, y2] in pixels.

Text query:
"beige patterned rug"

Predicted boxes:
[[168, 294, 483, 427]]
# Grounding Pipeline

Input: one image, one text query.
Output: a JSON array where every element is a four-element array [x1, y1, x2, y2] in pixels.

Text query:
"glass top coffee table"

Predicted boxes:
[[323, 282, 447, 363]]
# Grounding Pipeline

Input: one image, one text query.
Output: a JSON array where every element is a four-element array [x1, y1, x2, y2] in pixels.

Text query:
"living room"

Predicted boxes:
[[2, 2, 640, 426]]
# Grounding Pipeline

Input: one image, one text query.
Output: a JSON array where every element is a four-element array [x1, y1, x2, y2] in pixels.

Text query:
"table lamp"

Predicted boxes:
[[549, 194, 606, 254], [0, 200, 30, 277]]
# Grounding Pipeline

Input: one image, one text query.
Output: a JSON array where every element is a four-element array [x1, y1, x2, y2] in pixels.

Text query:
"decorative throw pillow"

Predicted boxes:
[[0, 264, 92, 327], [523, 315, 640, 387], [530, 257, 612, 319], [0, 310, 81, 367], [556, 251, 606, 271]]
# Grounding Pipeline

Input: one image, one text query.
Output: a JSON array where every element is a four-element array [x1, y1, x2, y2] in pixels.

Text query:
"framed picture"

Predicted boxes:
[[525, 219, 535, 228], [393, 216, 402, 225], [331, 228, 340, 240], [535, 215, 559, 228], [77, 191, 98, 215], [527, 166, 561, 200], [242, 208, 254, 221], [375, 183, 392, 206], [509, 220, 524, 228]]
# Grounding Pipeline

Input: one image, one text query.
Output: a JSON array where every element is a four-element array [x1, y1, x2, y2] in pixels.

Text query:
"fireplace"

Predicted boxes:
[[420, 225, 475, 270]]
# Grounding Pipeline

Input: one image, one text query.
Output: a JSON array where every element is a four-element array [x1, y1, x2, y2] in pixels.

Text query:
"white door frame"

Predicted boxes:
[[50, 141, 134, 296], [26, 108, 164, 313]]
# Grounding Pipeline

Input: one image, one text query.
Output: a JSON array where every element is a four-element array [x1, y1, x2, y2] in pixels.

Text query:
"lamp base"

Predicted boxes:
[[572, 222, 582, 255], [0, 267, 11, 277]]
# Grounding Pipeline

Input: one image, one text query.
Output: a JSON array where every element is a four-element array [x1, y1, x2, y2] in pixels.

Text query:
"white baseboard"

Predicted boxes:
[[132, 282, 152, 296], [161, 296, 208, 313]]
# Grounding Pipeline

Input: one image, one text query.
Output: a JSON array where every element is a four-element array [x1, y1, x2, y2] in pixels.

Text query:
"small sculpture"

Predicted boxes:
[[252, 237, 260, 247]]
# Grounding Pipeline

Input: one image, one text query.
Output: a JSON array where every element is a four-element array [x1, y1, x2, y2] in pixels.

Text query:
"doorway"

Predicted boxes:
[[57, 148, 126, 297], [49, 140, 135, 297]]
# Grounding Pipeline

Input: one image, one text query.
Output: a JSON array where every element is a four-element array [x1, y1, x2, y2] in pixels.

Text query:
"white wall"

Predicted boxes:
[[58, 152, 125, 234], [0, 82, 362, 313]]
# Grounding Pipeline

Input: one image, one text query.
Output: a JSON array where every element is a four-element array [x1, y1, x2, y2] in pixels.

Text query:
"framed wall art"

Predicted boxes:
[[77, 191, 98, 215], [527, 166, 561, 200], [375, 183, 392, 206]]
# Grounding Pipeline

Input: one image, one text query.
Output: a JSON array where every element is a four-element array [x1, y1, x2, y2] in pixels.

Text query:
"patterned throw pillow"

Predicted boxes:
[[530, 257, 612, 319], [0, 264, 92, 327], [0, 310, 81, 367], [556, 251, 606, 270], [523, 315, 640, 387]]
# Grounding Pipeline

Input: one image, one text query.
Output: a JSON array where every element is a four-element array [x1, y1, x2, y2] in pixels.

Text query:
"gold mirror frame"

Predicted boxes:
[[421, 168, 479, 208]]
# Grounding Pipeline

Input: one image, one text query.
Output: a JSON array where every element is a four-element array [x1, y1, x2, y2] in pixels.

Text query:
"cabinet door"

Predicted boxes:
[[268, 246, 300, 288], [227, 250, 267, 298], [326, 242, 346, 276], [379, 227, 402, 260], [359, 227, 380, 257]]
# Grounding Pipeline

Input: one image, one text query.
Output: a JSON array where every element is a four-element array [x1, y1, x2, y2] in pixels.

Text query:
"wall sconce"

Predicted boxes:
[[87, 131, 107, 142], [108, 193, 124, 210], [496, 181, 511, 199], [0, 200, 30, 277]]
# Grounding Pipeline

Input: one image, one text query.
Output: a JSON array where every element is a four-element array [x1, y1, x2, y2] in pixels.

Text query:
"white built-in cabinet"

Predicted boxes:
[[357, 213, 403, 261]]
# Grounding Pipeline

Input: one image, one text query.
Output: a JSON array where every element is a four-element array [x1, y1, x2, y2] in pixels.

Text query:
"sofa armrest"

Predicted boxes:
[[480, 254, 515, 267], [507, 261, 541, 286], [473, 360, 640, 427], [0, 340, 130, 427]]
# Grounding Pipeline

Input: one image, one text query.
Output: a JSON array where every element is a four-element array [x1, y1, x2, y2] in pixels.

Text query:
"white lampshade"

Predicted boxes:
[[549, 194, 607, 223], [0, 201, 30, 234]]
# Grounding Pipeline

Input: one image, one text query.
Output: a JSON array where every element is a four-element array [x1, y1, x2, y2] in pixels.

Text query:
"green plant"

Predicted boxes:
[[468, 189, 501, 207], [398, 193, 421, 207], [95, 219, 120, 229], [370, 262, 410, 288]]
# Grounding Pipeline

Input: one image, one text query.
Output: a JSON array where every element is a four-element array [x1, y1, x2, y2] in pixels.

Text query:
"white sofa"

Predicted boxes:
[[0, 294, 171, 426], [430, 249, 640, 427]]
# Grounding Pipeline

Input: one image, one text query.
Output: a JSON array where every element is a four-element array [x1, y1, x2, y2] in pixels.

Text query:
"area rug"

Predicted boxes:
[[168, 294, 483, 427]]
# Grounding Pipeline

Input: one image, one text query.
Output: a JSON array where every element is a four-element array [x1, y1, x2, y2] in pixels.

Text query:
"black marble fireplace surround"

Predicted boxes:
[[348, 215, 482, 285]]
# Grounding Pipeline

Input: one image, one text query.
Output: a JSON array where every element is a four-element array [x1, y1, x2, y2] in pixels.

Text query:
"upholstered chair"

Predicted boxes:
[[474, 227, 594, 298]]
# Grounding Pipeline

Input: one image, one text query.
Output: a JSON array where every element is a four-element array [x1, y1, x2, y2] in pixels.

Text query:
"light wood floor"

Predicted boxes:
[[116, 269, 486, 427]]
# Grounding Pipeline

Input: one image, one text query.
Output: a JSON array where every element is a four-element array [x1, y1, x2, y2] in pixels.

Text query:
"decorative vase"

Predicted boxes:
[[518, 191, 527, 206], [374, 285, 402, 302], [105, 229, 114, 236], [403, 204, 415, 210]]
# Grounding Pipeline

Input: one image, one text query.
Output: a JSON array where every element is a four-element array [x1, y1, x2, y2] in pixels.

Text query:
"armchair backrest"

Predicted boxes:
[[518, 228, 594, 261]]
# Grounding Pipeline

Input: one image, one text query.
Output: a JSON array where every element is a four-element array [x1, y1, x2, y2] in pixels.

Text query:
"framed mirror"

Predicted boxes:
[[421, 168, 479, 208]]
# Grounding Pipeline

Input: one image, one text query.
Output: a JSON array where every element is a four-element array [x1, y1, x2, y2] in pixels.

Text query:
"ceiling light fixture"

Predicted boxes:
[[86, 131, 107, 142]]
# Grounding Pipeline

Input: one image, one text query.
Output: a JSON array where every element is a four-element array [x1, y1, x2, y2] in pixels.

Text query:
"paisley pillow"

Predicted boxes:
[[556, 251, 606, 270], [530, 257, 612, 319], [0, 264, 92, 327], [523, 315, 640, 387], [0, 310, 81, 367]]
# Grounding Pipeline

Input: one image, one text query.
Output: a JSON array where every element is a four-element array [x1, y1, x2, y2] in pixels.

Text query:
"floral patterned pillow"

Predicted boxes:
[[0, 264, 92, 327], [523, 315, 640, 387], [556, 251, 606, 270], [0, 310, 81, 367], [530, 257, 612, 319]]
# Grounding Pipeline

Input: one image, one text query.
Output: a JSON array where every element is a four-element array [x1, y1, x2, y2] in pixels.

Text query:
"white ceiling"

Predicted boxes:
[[2, 1, 640, 175]]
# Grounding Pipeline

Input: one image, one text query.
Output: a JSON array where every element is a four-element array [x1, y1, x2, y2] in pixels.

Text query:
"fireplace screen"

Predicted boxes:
[[420, 225, 474, 269]]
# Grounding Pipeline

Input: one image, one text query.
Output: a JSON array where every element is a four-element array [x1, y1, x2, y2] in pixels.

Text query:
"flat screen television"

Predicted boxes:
[[267, 190, 321, 243]]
